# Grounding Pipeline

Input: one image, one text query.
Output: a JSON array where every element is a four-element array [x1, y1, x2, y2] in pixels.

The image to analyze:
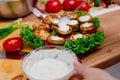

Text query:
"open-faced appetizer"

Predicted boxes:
[[32, 23, 50, 30], [61, 11, 78, 20], [70, 13, 78, 20], [70, 33, 84, 41], [47, 35, 65, 45], [51, 19, 59, 26], [43, 15, 59, 25], [33, 24, 50, 40], [68, 20, 79, 31], [61, 11, 72, 17], [80, 22, 97, 34], [78, 15, 92, 23], [56, 25, 72, 36]]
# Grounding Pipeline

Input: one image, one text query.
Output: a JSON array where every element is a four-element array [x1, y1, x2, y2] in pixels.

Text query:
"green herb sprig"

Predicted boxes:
[[0, 19, 22, 39], [76, 11, 87, 17]]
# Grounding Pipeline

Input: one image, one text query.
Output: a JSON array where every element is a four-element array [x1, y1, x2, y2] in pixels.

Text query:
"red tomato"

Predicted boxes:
[[45, 0, 62, 13], [63, 0, 76, 11], [74, 0, 90, 12], [3, 37, 23, 52]]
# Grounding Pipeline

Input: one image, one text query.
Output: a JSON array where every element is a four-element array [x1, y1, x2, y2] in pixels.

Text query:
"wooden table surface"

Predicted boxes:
[[0, 6, 120, 69]]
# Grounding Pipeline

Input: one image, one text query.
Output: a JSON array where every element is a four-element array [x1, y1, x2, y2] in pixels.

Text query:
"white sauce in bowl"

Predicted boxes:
[[29, 58, 70, 80]]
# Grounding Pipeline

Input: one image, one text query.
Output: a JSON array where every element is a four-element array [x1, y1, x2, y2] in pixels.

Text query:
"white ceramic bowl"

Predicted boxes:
[[22, 47, 78, 80]]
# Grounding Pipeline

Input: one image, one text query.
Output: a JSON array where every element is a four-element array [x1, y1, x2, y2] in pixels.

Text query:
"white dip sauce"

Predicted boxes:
[[29, 58, 70, 80], [59, 25, 69, 32], [82, 23, 93, 28], [79, 15, 91, 22], [74, 34, 83, 40], [52, 19, 59, 24], [68, 20, 78, 26], [51, 36, 63, 41]]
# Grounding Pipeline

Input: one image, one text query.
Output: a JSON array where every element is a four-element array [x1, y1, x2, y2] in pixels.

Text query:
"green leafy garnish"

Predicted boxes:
[[20, 26, 44, 48], [64, 31, 105, 54], [50, 30, 56, 35], [94, 0, 100, 6], [76, 11, 87, 17], [92, 17, 100, 27]]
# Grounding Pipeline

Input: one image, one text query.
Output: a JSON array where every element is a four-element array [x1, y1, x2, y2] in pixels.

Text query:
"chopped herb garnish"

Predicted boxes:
[[50, 30, 56, 35], [76, 11, 87, 17]]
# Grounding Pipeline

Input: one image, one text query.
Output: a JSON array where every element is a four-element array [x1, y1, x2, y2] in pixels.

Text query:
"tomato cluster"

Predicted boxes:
[[45, 0, 90, 13]]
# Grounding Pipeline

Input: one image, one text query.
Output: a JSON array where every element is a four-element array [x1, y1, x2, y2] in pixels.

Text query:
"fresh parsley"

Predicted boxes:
[[20, 26, 44, 48], [76, 11, 87, 17]]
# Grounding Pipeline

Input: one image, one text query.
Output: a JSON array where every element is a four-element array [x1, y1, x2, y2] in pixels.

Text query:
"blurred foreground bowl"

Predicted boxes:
[[22, 47, 78, 80]]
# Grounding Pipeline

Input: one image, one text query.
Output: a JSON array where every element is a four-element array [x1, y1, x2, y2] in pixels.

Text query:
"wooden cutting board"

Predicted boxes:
[[0, 59, 27, 80], [0, 22, 35, 52]]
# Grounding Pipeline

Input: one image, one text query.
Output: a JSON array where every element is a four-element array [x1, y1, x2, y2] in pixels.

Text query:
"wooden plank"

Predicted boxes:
[[81, 33, 120, 68], [0, 59, 27, 80]]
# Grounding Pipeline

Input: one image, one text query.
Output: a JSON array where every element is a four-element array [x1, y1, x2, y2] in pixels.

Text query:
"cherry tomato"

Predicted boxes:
[[3, 37, 23, 52], [63, 0, 76, 11], [45, 0, 62, 13], [74, 0, 90, 12]]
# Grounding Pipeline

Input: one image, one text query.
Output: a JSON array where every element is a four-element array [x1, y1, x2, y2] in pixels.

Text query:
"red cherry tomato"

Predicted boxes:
[[45, 0, 62, 13], [74, 0, 90, 12], [63, 0, 76, 11], [3, 37, 23, 52]]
